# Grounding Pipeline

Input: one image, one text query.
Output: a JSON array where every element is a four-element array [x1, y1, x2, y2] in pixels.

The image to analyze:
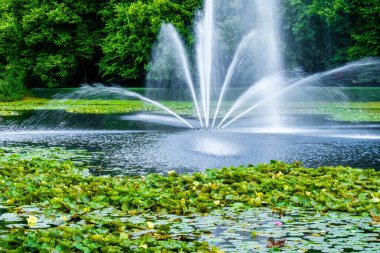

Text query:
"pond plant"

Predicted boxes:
[[1, 98, 380, 123], [0, 148, 379, 252]]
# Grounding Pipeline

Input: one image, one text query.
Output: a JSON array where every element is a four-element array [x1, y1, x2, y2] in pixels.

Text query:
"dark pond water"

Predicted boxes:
[[1, 111, 380, 175], [1, 111, 380, 252]]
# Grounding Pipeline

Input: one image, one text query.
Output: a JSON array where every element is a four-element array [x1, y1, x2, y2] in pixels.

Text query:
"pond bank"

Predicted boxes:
[[1, 98, 380, 122]]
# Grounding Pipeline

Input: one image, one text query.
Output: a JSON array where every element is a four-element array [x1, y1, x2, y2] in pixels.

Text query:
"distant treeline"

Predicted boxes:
[[0, 0, 378, 100]]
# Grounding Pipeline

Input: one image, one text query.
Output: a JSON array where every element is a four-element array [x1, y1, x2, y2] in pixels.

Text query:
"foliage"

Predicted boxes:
[[0, 0, 378, 93], [0, 64, 25, 101], [283, 0, 380, 71], [0, 97, 194, 116], [282, 0, 329, 71], [309, 0, 379, 60], [0, 149, 379, 251], [1, 96, 379, 122], [1, 225, 213, 252], [2, 207, 380, 252], [99, 0, 200, 81], [0, 152, 379, 217], [0, 0, 102, 88], [288, 101, 380, 122]]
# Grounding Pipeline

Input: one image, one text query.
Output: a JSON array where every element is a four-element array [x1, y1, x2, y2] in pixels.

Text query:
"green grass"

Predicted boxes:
[[0, 98, 194, 116], [284, 101, 380, 122], [0, 97, 379, 122], [30, 87, 380, 101]]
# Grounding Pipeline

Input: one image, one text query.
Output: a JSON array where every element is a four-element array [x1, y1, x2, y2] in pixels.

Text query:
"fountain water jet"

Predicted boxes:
[[16, 0, 379, 134], [106, 87, 195, 129], [211, 31, 257, 128], [55, 85, 196, 129], [147, 0, 288, 129], [159, 24, 203, 127], [216, 74, 286, 129], [219, 59, 379, 129], [110, 0, 380, 130]]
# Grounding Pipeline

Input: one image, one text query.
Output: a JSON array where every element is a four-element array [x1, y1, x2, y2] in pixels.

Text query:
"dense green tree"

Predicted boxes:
[[0, 0, 378, 99], [0, 0, 27, 99], [308, 0, 379, 59], [282, 0, 328, 71], [99, 0, 200, 81], [0, 0, 102, 89], [0, 64, 25, 101], [283, 0, 379, 71]]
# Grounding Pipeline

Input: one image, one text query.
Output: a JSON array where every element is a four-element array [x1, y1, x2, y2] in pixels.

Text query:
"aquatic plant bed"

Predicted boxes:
[[0, 98, 194, 116], [0, 149, 379, 252], [28, 87, 380, 102], [0, 98, 380, 122]]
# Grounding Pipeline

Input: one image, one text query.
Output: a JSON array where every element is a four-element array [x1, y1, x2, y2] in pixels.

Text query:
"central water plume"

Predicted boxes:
[[147, 0, 284, 129], [144, 0, 379, 130]]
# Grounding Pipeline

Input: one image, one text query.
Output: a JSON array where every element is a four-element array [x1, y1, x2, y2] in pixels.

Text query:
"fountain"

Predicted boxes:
[[1, 2, 380, 251], [1, 0, 380, 173], [145, 0, 379, 130]]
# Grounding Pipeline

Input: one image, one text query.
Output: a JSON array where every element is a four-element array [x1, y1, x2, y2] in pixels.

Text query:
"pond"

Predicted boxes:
[[1, 109, 380, 252], [1, 110, 380, 175]]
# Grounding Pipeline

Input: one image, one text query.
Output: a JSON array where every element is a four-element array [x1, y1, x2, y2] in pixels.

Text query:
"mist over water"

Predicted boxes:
[[146, 0, 380, 130], [147, 0, 283, 128]]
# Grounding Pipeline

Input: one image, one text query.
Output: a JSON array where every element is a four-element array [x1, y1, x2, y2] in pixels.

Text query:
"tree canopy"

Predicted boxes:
[[99, 0, 200, 81], [0, 0, 378, 98], [283, 0, 379, 71]]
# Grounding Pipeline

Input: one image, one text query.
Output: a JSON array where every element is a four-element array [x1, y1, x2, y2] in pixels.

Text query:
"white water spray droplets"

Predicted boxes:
[[76, 85, 195, 129], [162, 24, 203, 128], [220, 59, 380, 129], [196, 0, 214, 128], [108, 87, 195, 129], [211, 31, 257, 128], [145, 0, 380, 130], [217, 74, 285, 129]]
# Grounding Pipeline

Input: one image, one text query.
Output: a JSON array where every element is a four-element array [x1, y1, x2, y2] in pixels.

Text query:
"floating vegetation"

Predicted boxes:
[[0, 149, 379, 251], [0, 146, 96, 169], [285, 102, 380, 122], [0, 98, 194, 116], [1, 205, 379, 252], [0, 98, 379, 122], [0, 110, 19, 116]]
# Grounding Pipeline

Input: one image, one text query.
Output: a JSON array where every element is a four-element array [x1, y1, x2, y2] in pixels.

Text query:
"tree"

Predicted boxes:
[[0, 0, 27, 98], [282, 0, 326, 72], [282, 0, 379, 72], [344, 0, 379, 59], [0, 0, 378, 96], [99, 0, 200, 82], [0, 0, 102, 88]]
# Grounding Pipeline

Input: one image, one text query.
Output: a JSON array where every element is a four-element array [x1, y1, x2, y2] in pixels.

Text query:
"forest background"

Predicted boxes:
[[0, 0, 379, 101]]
